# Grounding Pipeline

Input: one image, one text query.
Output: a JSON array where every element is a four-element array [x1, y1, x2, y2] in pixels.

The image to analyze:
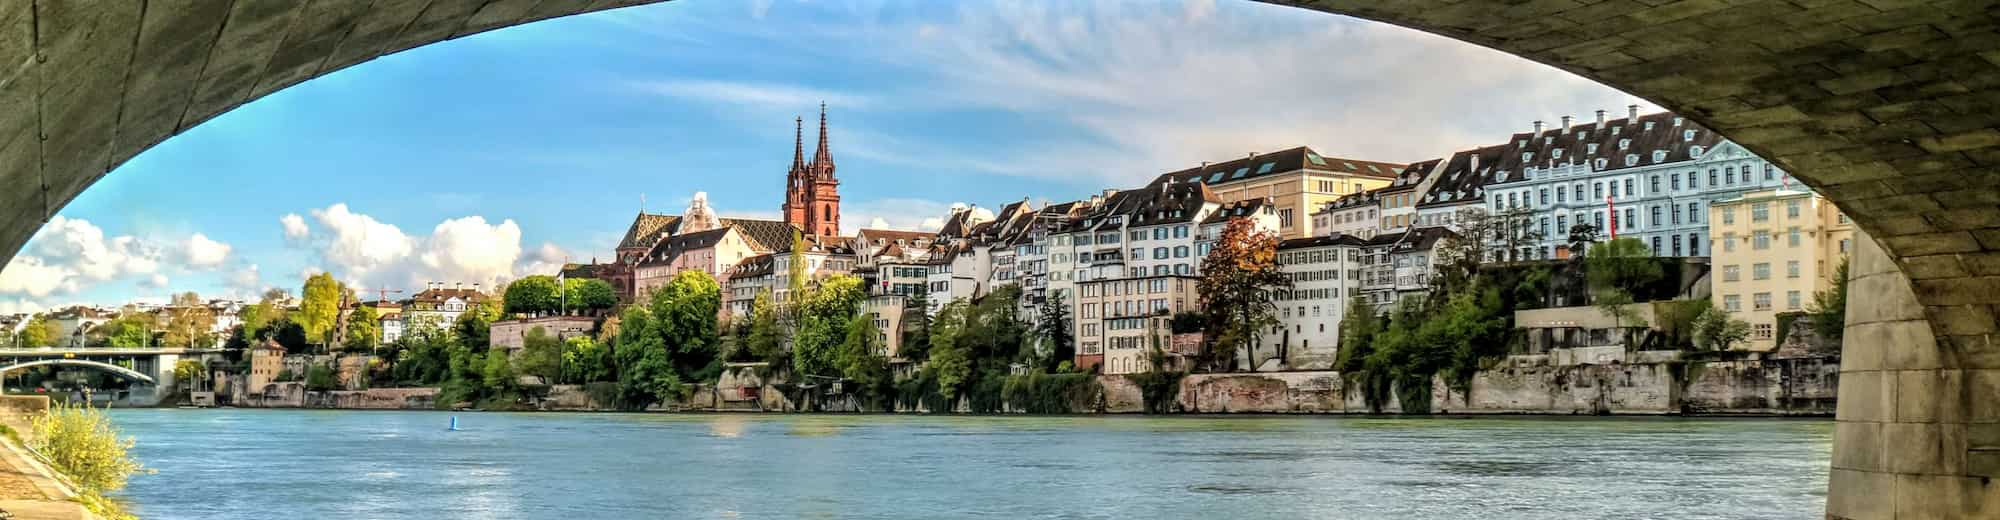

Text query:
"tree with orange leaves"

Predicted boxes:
[[1196, 217, 1292, 372]]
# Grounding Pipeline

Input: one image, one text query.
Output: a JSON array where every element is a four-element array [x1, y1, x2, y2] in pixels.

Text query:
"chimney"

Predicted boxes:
[[1595, 109, 1606, 126], [1628, 104, 1639, 121], [1560, 115, 1573, 134], [472, 283, 480, 293], [454, 282, 462, 291], [1532, 120, 1544, 134]]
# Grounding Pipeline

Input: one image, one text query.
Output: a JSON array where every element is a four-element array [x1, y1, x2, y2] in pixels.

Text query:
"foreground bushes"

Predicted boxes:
[[31, 404, 148, 520]]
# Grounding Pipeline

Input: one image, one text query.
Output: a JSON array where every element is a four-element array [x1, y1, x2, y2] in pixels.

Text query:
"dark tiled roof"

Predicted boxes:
[[1417, 145, 1508, 209], [719, 218, 797, 252], [1201, 198, 1270, 225], [858, 229, 933, 244], [1128, 182, 1220, 228], [412, 287, 489, 304], [639, 227, 737, 267], [1277, 235, 1367, 250], [1488, 111, 1724, 186], [1152, 146, 1405, 186], [728, 254, 775, 279], [618, 213, 680, 250], [1367, 227, 1456, 251]]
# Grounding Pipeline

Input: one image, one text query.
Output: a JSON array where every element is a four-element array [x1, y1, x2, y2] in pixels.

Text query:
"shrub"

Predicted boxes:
[[1000, 373, 1100, 414], [31, 404, 148, 519], [1126, 372, 1184, 414]]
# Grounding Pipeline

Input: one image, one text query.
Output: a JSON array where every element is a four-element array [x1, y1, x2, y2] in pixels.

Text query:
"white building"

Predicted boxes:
[[1267, 235, 1367, 370]]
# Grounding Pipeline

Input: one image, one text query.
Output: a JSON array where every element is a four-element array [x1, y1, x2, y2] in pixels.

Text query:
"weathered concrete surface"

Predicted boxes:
[[0, 1, 1995, 515], [237, 383, 438, 409], [1178, 371, 1349, 413]]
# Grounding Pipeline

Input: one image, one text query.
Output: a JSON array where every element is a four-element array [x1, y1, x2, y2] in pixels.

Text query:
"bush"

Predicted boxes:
[[1000, 373, 1100, 414], [31, 404, 148, 519], [1126, 372, 1184, 414]]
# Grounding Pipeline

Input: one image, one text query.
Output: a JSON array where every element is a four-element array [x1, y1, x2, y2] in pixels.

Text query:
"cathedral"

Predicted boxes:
[[581, 105, 846, 304], [784, 104, 842, 236]]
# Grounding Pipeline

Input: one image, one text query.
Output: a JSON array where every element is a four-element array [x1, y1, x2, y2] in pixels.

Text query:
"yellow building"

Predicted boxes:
[[1155, 147, 1401, 239], [1707, 189, 1854, 351]]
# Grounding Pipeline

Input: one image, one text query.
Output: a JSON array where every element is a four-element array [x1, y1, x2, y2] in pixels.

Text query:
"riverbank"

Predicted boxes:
[[228, 352, 1837, 417]]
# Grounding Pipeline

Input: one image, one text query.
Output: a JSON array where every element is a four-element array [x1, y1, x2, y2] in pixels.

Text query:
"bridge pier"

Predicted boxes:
[[1828, 234, 1999, 518]]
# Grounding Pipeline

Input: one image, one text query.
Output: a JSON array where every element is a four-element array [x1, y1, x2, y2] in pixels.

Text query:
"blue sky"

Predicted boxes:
[[0, 0, 1653, 313]]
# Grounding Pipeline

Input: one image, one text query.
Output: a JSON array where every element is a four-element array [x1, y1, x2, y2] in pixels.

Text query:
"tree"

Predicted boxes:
[[835, 313, 891, 407], [481, 348, 516, 395], [1585, 237, 1663, 345], [1565, 223, 1600, 260], [343, 305, 380, 352], [454, 299, 502, 350], [503, 275, 562, 316], [899, 288, 933, 361], [1196, 218, 1291, 371], [560, 336, 612, 384], [298, 273, 343, 349], [20, 315, 58, 348], [304, 364, 339, 391], [162, 292, 216, 349], [563, 278, 618, 313], [515, 327, 563, 384], [95, 309, 155, 349], [1807, 257, 1849, 342], [172, 360, 205, 395], [1334, 295, 1380, 373], [1036, 291, 1073, 373], [928, 299, 971, 398], [790, 275, 865, 379], [1694, 306, 1753, 351], [744, 292, 783, 364]]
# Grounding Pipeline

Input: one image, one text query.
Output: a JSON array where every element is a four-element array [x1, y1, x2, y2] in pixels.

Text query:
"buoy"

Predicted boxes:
[[448, 416, 461, 431]]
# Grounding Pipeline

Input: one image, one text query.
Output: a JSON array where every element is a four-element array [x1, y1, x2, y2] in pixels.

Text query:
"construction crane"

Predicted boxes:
[[376, 288, 404, 305]]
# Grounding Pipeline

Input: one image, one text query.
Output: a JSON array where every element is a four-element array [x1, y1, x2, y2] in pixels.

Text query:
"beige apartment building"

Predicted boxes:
[[1708, 188, 1854, 351], [1074, 274, 1200, 375], [1156, 147, 1401, 239]]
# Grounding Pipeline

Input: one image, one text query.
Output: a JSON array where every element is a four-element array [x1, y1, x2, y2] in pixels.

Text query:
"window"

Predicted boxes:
[[1174, 225, 1188, 238], [1754, 292, 1772, 311], [1650, 175, 1661, 194], [1622, 209, 1634, 231], [1608, 183, 1617, 198], [1753, 263, 1770, 280], [1540, 217, 1549, 237], [1671, 174, 1681, 190], [1723, 265, 1740, 282], [1788, 227, 1802, 247], [1709, 169, 1719, 186], [1688, 171, 1698, 189], [1764, 164, 1776, 180], [1787, 291, 1802, 310], [1594, 211, 1604, 229], [1671, 204, 1682, 225], [1623, 179, 1634, 196], [1754, 323, 1773, 340], [1754, 231, 1770, 250], [1725, 166, 1735, 185], [1279, 209, 1294, 229], [1174, 246, 1188, 258], [1724, 294, 1741, 311], [1649, 206, 1661, 227], [1154, 247, 1169, 260], [1722, 207, 1735, 224], [1593, 183, 1603, 200], [1557, 186, 1567, 202], [1539, 188, 1549, 205], [1688, 233, 1700, 256], [1840, 239, 1851, 253], [1786, 200, 1801, 218], [1752, 203, 1770, 222], [1671, 235, 1681, 256], [1654, 237, 1666, 257]]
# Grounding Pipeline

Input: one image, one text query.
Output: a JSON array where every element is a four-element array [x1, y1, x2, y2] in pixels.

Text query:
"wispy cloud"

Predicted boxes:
[[628, 79, 875, 112]]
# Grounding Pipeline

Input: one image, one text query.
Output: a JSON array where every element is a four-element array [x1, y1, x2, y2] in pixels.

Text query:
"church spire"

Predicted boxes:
[[810, 102, 834, 178], [790, 116, 805, 174]]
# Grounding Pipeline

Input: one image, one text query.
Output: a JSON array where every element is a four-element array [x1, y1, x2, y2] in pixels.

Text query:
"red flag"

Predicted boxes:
[[1606, 195, 1617, 240]]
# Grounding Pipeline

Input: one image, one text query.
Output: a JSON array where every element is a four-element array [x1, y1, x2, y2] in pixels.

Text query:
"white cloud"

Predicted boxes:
[[305, 203, 416, 286], [630, 79, 872, 113], [0, 298, 44, 315], [280, 213, 311, 240], [142, 274, 170, 289], [841, 198, 958, 235], [0, 256, 74, 298], [868, 217, 890, 229], [181, 233, 232, 268], [284, 203, 559, 295], [420, 216, 523, 290], [28, 216, 161, 282], [228, 264, 263, 295]]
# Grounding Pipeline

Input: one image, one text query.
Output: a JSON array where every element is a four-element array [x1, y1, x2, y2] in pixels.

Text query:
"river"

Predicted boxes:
[[108, 409, 1830, 519]]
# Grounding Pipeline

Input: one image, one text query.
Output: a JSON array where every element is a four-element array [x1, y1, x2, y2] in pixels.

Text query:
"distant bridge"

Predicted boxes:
[[0, 359, 154, 385]]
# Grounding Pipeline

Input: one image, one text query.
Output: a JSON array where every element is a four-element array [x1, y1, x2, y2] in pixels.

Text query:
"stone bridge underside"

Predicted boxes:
[[0, 0, 1994, 516]]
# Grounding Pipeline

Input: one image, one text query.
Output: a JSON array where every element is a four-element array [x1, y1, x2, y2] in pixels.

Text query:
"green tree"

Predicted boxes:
[[95, 310, 155, 349], [1585, 237, 1662, 345], [563, 278, 619, 312], [1037, 291, 1073, 373], [1196, 218, 1291, 371], [343, 305, 380, 352], [1334, 295, 1380, 373], [651, 270, 724, 381], [298, 273, 342, 349], [481, 348, 516, 394], [162, 292, 216, 349], [899, 288, 933, 361], [1807, 257, 1849, 342], [1695, 306, 1753, 351], [20, 315, 58, 348], [560, 336, 612, 384], [504, 275, 562, 315], [835, 313, 892, 407], [516, 326, 564, 383], [744, 292, 783, 364], [172, 360, 205, 396], [454, 299, 502, 350], [790, 275, 864, 379], [927, 299, 971, 399], [304, 364, 339, 391]]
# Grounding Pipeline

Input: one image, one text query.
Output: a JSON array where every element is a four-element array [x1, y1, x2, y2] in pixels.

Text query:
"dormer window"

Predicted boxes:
[[1673, 117, 1684, 127], [1618, 139, 1630, 150], [1516, 139, 1527, 147], [1521, 152, 1534, 162], [1683, 129, 1696, 141], [1595, 158, 1608, 170], [1625, 154, 1638, 167], [1586, 143, 1598, 154], [1653, 150, 1668, 162], [1644, 121, 1656, 131], [1689, 145, 1704, 157], [1544, 136, 1554, 145], [1552, 149, 1564, 159], [1612, 126, 1621, 135]]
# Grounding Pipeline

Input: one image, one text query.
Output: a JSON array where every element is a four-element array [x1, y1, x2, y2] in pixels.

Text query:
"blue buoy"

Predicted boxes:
[[448, 415, 461, 431]]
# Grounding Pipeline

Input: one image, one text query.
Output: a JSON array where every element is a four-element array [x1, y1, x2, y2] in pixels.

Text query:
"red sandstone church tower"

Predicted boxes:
[[783, 104, 841, 237]]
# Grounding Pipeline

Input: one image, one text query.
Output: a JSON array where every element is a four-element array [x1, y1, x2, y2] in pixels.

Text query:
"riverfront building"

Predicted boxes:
[[1268, 235, 1367, 370], [1707, 189, 1855, 351]]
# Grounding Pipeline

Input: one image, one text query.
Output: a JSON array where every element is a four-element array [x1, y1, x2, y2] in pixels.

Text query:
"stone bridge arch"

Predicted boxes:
[[0, 359, 157, 385], [0, 1, 1993, 517]]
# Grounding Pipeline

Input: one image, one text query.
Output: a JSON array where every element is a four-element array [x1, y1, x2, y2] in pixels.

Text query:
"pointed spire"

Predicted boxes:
[[790, 116, 805, 174], [811, 102, 833, 176]]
